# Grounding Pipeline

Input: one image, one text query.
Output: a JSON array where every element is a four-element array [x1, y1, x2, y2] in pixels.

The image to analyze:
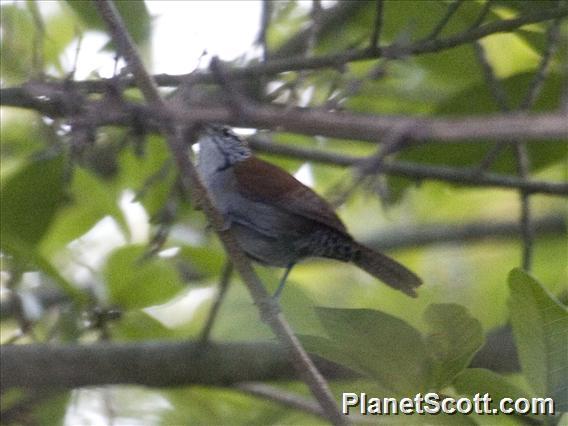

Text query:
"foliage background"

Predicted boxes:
[[0, 1, 567, 425]]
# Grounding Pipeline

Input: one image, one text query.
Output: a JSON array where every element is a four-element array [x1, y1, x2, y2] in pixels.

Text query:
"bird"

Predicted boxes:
[[196, 125, 422, 298]]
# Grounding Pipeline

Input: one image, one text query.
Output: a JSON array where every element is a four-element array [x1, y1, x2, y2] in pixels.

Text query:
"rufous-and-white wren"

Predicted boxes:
[[197, 125, 422, 298]]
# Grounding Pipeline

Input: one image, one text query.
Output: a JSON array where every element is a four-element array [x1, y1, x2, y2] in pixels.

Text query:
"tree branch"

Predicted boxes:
[[92, 1, 345, 423], [248, 138, 568, 196], [0, 341, 352, 390], [3, 85, 567, 143], [363, 214, 566, 251], [3, 84, 564, 197], [4, 6, 564, 94], [0, 326, 521, 391]]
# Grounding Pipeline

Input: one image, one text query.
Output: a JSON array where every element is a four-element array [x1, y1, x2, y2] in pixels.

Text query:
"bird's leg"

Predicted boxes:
[[199, 261, 233, 344], [273, 263, 295, 300]]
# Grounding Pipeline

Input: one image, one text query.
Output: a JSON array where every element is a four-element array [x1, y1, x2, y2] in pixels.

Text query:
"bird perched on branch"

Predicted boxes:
[[197, 125, 422, 298]]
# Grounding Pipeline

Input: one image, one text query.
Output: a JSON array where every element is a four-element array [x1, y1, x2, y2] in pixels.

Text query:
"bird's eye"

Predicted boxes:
[[222, 127, 232, 137]]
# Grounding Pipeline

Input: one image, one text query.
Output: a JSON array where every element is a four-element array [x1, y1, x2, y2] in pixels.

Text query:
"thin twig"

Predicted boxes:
[[513, 19, 563, 271], [235, 382, 325, 418], [363, 214, 566, 251], [26, 0, 45, 79], [370, 0, 384, 49], [307, 0, 323, 55], [329, 127, 412, 207], [515, 143, 533, 270], [467, 0, 493, 31], [424, 0, 464, 41], [17, 5, 566, 93], [472, 41, 510, 171], [92, 1, 346, 423], [473, 41, 510, 111], [236, 382, 378, 423], [209, 56, 254, 119], [258, 0, 272, 62], [520, 18, 563, 110], [199, 262, 233, 343], [472, 18, 564, 271], [248, 137, 568, 196]]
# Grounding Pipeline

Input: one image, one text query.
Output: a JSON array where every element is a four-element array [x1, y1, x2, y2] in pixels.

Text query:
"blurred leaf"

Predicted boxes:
[[492, 1, 562, 15], [39, 168, 124, 256], [118, 135, 175, 219], [305, 307, 431, 396], [0, 230, 87, 304], [0, 111, 44, 177], [42, 5, 78, 76], [300, 333, 359, 372], [162, 386, 323, 426], [267, 1, 309, 51], [389, 71, 567, 196], [404, 72, 566, 171], [425, 303, 484, 389], [454, 368, 534, 417], [65, 0, 151, 47], [178, 246, 226, 279], [32, 391, 70, 426], [508, 268, 568, 412], [105, 245, 184, 309], [0, 4, 34, 83], [199, 279, 272, 341], [0, 154, 66, 245], [0, 2, 78, 81], [112, 310, 178, 341], [259, 268, 324, 336]]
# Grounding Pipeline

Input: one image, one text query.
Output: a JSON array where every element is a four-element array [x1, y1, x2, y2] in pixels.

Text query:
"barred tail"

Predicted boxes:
[[352, 242, 422, 297]]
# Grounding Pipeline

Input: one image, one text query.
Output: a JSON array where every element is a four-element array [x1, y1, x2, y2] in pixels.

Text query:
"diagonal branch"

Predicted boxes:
[[235, 382, 325, 419], [423, 0, 464, 41], [92, 1, 345, 423]]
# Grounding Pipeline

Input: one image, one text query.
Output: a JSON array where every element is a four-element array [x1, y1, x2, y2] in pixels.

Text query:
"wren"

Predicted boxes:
[[197, 125, 422, 298]]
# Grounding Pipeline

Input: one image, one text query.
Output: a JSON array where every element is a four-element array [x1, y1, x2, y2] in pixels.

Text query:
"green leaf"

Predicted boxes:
[[454, 369, 533, 416], [112, 310, 177, 341], [424, 303, 484, 389], [508, 268, 568, 412], [105, 245, 184, 310], [311, 307, 431, 396], [1, 154, 66, 246], [39, 168, 124, 256], [162, 386, 322, 426], [0, 4, 34, 83], [32, 391, 71, 426], [178, 246, 226, 279], [65, 0, 151, 47], [400, 72, 567, 173], [299, 333, 360, 374], [117, 135, 175, 219], [0, 229, 87, 305]]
